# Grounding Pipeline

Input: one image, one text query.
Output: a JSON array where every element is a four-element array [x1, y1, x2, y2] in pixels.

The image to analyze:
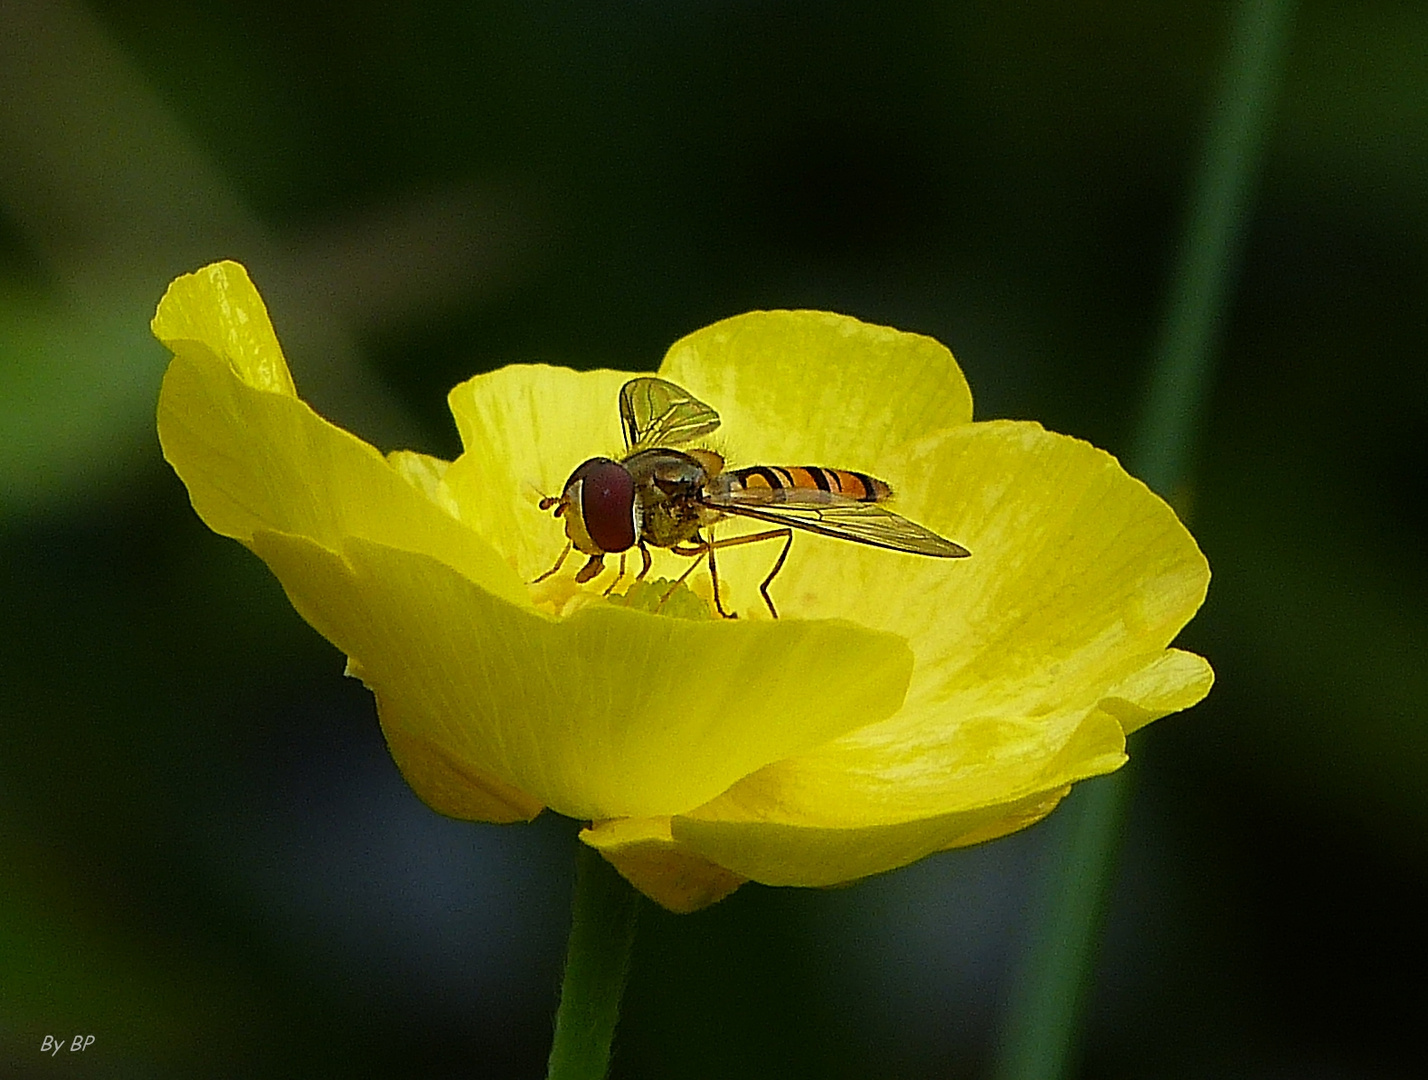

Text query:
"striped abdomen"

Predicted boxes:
[[723, 465, 892, 504]]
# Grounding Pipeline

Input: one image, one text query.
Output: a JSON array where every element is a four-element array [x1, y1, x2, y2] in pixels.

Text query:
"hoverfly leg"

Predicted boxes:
[[659, 536, 738, 618], [684, 528, 794, 618], [531, 540, 572, 584], [755, 529, 795, 620], [635, 542, 653, 581], [602, 552, 628, 596], [657, 546, 712, 612], [574, 553, 605, 584], [706, 541, 735, 619], [662, 529, 795, 618]]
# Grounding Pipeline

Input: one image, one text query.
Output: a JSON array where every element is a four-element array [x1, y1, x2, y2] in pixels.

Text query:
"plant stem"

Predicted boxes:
[[991, 772, 1133, 1080], [546, 843, 641, 1080], [1133, 0, 1299, 498], [992, 2, 1297, 1078]]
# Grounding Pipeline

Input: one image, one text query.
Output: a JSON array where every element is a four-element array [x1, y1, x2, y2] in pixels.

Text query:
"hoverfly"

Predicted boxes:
[[536, 377, 969, 618]]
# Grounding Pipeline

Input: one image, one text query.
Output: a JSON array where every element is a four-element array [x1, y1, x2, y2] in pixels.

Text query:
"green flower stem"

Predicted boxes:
[[546, 842, 641, 1080], [992, 2, 1297, 1078]]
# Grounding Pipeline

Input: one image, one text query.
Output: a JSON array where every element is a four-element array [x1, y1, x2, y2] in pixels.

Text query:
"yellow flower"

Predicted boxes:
[[156, 261, 1211, 913]]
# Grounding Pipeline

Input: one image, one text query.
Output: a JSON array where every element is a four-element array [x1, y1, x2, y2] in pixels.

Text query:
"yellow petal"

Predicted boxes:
[[580, 818, 745, 913], [372, 691, 545, 824], [1098, 647, 1215, 735], [666, 420, 1210, 885], [151, 261, 296, 396], [246, 530, 915, 821], [658, 310, 974, 466], [672, 788, 1073, 888], [387, 449, 463, 520], [156, 273, 528, 610], [444, 365, 630, 580]]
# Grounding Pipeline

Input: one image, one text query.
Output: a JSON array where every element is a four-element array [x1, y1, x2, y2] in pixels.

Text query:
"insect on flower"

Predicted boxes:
[[536, 377, 971, 617]]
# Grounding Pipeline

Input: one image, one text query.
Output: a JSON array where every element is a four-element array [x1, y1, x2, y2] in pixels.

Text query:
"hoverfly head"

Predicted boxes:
[[558, 456, 638, 555]]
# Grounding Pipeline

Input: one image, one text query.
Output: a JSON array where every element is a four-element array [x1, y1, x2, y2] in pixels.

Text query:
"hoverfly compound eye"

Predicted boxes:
[[570, 457, 637, 553]]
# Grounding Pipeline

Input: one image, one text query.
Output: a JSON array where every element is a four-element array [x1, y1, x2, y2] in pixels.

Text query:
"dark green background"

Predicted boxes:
[[2, 1, 1424, 1076]]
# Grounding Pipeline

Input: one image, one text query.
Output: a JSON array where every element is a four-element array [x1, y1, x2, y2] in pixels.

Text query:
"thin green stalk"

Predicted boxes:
[[1133, 0, 1299, 497], [991, 773, 1134, 1080], [547, 843, 641, 1080], [991, 2, 1297, 1078]]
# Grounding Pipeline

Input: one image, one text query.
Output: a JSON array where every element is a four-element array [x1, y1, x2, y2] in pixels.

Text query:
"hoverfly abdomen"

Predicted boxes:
[[726, 465, 891, 504]]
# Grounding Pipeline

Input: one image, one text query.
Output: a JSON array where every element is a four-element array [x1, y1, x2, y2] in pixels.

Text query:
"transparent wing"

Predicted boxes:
[[710, 495, 971, 558], [620, 377, 721, 453]]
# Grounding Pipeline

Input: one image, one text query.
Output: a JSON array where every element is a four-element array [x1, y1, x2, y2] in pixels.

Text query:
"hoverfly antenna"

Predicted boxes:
[[523, 478, 563, 512]]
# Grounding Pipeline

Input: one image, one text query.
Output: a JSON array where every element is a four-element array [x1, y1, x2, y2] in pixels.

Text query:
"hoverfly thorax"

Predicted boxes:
[[622, 448, 723, 550]]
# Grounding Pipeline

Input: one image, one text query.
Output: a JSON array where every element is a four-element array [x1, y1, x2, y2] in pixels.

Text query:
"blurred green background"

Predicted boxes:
[[2, 1, 1424, 1076]]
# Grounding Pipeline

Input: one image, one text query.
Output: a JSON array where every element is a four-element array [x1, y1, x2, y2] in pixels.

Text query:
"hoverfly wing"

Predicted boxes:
[[620, 377, 721, 453], [710, 496, 971, 558]]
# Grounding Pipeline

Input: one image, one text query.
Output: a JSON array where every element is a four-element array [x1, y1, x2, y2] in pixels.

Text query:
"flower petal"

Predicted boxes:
[[673, 787, 1073, 888], [155, 265, 527, 609], [445, 365, 630, 580], [665, 420, 1210, 885], [387, 449, 463, 519], [367, 686, 545, 823], [672, 704, 1122, 886], [152, 261, 296, 396], [246, 530, 915, 821], [1098, 648, 1215, 735], [580, 818, 745, 913], [658, 310, 974, 466]]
